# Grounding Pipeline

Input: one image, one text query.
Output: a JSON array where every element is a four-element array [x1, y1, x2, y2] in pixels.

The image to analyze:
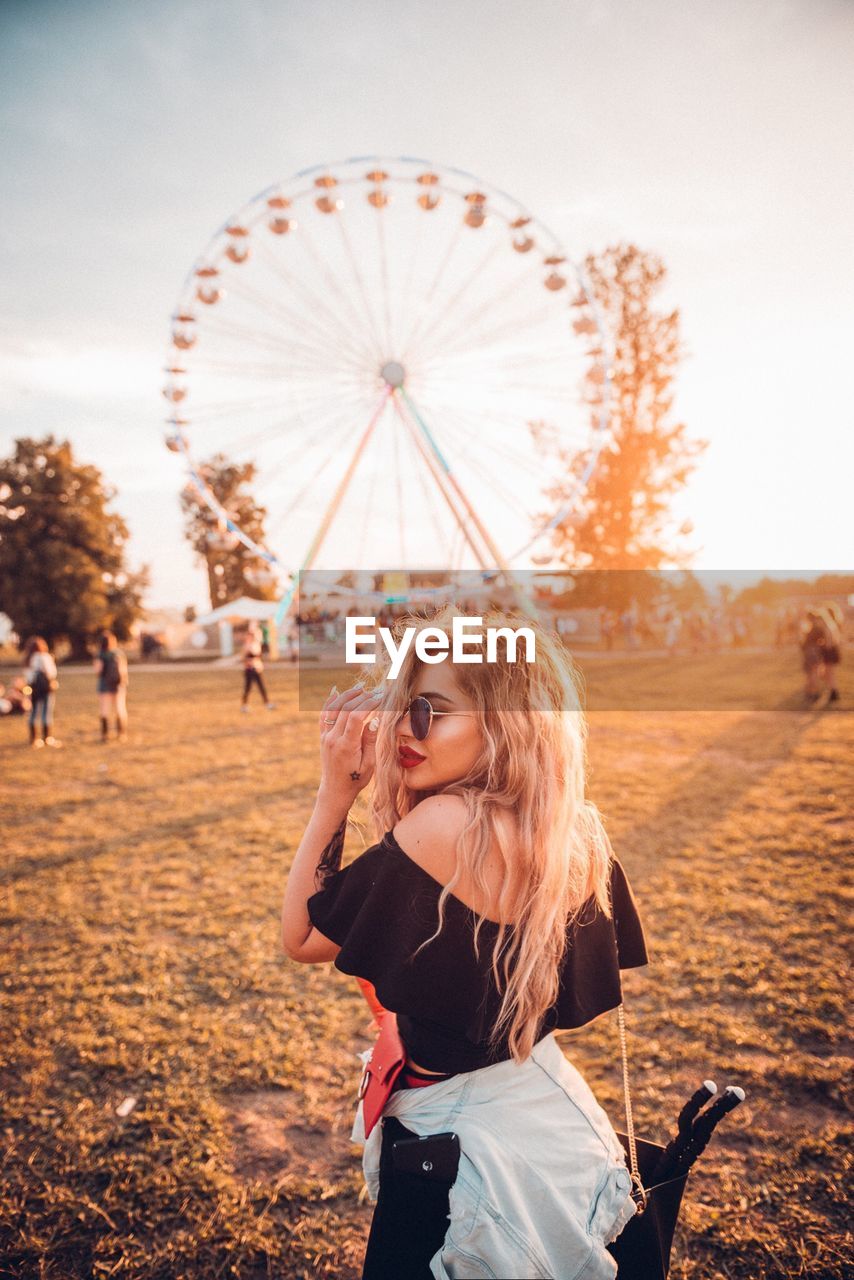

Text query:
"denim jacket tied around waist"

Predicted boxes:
[[351, 1030, 637, 1280]]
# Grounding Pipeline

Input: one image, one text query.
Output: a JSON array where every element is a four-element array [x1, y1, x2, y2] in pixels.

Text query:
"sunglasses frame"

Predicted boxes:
[[402, 695, 476, 741]]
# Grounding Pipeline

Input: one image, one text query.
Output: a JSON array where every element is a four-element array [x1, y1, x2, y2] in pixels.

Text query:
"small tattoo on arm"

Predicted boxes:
[[315, 818, 347, 890]]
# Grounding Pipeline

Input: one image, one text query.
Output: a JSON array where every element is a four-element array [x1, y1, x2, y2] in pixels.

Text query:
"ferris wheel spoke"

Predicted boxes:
[[354, 413, 388, 566], [264, 419, 359, 538], [419, 337, 578, 391], [212, 395, 371, 466], [255, 239, 379, 369], [199, 299, 365, 377], [374, 207, 394, 356], [247, 236, 368, 353], [392, 205, 428, 362], [472, 380, 580, 403], [188, 357, 326, 381], [335, 217, 388, 360], [389, 404, 450, 565], [426, 413, 538, 526], [221, 276, 368, 376], [182, 392, 305, 424], [185, 387, 343, 422], [417, 374, 580, 418], [414, 398, 543, 488], [297, 219, 385, 362], [187, 363, 372, 405], [413, 362, 579, 410], [391, 392, 407, 563], [193, 313, 341, 368], [414, 316, 573, 373], [412, 399, 549, 481], [398, 402, 457, 564], [268, 229, 373, 367], [298, 388, 393, 573], [186, 376, 370, 431], [419, 375, 580, 415], [422, 333, 556, 381], [413, 266, 546, 366], [211, 414, 329, 462], [483, 347, 580, 375], [448, 307, 568, 368], [405, 239, 509, 362], [397, 389, 514, 569], [402, 387, 531, 575], [397, 219, 465, 360], [392, 392, 485, 567]]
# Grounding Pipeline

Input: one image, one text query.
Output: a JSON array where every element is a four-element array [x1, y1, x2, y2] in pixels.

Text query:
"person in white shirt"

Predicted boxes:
[[23, 636, 61, 748]]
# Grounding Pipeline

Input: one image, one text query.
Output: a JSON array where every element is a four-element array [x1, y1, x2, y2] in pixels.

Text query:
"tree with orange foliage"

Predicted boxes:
[[544, 245, 706, 589]]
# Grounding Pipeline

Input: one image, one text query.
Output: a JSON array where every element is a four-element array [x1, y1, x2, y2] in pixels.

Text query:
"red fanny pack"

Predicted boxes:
[[357, 1011, 407, 1140]]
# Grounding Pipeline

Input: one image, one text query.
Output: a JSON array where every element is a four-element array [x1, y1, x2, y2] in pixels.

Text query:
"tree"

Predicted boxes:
[[542, 245, 707, 584], [180, 454, 278, 610], [735, 573, 854, 608], [0, 436, 148, 657]]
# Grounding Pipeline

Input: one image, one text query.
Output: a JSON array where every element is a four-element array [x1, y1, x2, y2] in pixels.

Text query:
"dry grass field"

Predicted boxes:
[[1, 654, 851, 1279]]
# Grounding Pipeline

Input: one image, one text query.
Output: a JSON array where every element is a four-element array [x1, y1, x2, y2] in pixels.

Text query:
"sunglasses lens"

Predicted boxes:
[[410, 697, 431, 740]]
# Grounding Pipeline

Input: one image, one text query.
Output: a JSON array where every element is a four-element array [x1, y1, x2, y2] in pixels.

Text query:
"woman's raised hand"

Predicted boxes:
[[317, 682, 384, 807]]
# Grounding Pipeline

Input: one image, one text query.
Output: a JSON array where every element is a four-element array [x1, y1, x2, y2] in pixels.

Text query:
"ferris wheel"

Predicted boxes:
[[162, 155, 612, 607]]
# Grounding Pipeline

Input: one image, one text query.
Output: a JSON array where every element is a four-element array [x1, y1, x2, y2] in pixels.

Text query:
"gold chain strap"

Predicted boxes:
[[617, 1002, 649, 1216]]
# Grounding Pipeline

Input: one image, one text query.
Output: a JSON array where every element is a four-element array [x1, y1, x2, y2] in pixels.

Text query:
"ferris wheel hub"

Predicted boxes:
[[380, 360, 406, 389]]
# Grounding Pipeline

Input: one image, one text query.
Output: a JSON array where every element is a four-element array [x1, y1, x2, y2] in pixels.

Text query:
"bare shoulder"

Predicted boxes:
[[392, 794, 468, 883], [392, 796, 519, 922]]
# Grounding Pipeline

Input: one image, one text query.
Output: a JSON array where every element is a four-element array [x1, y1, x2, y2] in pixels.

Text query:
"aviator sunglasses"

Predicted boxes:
[[402, 695, 475, 742]]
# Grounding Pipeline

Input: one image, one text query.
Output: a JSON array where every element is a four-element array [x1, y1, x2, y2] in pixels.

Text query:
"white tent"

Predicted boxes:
[[194, 597, 279, 625], [193, 597, 281, 659]]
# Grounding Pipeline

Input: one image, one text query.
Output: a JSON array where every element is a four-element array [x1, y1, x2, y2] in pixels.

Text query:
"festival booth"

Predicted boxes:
[[194, 597, 281, 659]]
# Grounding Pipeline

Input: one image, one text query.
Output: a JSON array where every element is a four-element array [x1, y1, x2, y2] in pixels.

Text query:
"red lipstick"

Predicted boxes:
[[399, 744, 426, 769]]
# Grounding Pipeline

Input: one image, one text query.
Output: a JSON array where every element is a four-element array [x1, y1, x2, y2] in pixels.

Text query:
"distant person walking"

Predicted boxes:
[[23, 636, 60, 748], [95, 630, 129, 741], [800, 610, 827, 704], [620, 604, 637, 650], [664, 611, 682, 656], [819, 603, 843, 704], [241, 622, 275, 712]]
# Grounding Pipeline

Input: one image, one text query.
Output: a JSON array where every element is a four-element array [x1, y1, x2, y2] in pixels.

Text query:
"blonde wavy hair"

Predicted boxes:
[[364, 604, 615, 1064]]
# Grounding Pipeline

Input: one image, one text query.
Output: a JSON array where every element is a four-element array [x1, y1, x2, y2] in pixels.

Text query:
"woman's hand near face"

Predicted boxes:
[[317, 683, 383, 809]]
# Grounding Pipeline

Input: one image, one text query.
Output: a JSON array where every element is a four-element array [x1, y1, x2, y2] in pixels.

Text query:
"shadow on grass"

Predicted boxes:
[[0, 787, 293, 885], [622, 708, 821, 871]]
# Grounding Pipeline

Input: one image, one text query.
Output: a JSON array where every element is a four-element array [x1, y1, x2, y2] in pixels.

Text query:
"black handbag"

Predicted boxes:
[[605, 1004, 689, 1280]]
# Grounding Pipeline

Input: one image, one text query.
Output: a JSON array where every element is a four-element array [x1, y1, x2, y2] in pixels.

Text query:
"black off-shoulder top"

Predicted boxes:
[[306, 830, 649, 1073]]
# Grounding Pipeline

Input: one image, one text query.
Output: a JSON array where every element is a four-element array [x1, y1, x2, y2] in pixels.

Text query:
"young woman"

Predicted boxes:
[[23, 636, 60, 748], [819, 602, 843, 704], [94, 630, 129, 741], [240, 622, 275, 712], [281, 608, 649, 1279], [800, 609, 828, 703]]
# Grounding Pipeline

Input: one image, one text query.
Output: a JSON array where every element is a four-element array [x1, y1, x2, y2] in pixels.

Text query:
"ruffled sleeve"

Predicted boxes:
[[610, 857, 649, 969], [546, 856, 649, 1031], [306, 842, 390, 947], [306, 835, 506, 1027], [305, 837, 452, 995], [305, 833, 650, 1045]]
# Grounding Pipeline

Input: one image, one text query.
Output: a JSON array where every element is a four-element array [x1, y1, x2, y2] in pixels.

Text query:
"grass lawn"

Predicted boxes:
[[0, 654, 851, 1279]]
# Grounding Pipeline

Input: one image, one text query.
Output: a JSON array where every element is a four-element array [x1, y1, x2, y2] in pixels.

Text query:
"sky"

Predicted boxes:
[[1, 0, 852, 611]]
